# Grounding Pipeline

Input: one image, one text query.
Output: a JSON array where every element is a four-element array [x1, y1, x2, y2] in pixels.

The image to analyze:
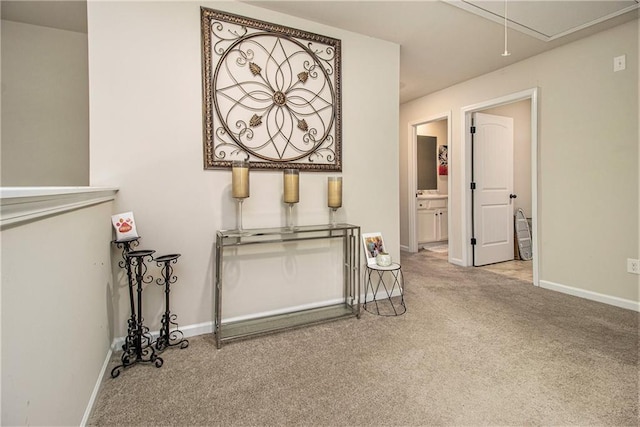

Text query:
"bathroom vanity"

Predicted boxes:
[[417, 194, 448, 244]]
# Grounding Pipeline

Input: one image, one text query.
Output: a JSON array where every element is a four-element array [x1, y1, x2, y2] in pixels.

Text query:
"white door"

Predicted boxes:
[[472, 112, 514, 266]]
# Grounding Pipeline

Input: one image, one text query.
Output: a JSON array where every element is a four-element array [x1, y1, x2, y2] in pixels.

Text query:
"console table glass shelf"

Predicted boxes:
[[215, 223, 361, 348]]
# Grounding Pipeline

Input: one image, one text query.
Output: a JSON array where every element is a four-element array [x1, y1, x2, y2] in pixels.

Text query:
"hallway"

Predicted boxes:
[[417, 246, 533, 283]]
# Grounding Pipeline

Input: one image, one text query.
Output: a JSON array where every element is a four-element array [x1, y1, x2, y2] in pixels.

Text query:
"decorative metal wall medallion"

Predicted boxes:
[[201, 8, 342, 171]]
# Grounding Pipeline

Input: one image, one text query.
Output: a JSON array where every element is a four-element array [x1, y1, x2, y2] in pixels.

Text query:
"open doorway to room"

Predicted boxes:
[[407, 112, 451, 259], [461, 88, 539, 286]]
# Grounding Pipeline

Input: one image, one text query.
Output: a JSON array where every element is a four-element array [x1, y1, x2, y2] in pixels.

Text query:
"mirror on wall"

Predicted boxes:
[[417, 135, 437, 190]]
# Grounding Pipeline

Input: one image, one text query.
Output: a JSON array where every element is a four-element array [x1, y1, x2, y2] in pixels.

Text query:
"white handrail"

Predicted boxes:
[[1, 186, 119, 228]]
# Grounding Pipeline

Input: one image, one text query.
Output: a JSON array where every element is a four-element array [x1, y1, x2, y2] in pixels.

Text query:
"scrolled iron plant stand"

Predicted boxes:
[[111, 249, 163, 378], [112, 237, 141, 354], [154, 254, 189, 352]]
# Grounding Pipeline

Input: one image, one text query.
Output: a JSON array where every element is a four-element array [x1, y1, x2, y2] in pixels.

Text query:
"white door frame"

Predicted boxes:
[[460, 88, 539, 286], [407, 111, 452, 254]]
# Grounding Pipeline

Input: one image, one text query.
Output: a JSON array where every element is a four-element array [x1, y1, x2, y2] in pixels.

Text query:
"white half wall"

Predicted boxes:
[[1, 201, 114, 425], [88, 1, 400, 337]]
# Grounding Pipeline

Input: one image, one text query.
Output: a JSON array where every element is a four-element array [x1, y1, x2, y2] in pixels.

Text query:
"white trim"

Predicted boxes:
[[176, 321, 215, 338], [1, 186, 119, 228], [407, 112, 451, 255], [408, 123, 418, 253], [445, 0, 640, 42], [110, 299, 346, 351], [449, 257, 465, 267], [460, 88, 539, 287], [223, 298, 346, 324], [113, 324, 205, 352], [530, 90, 539, 287], [445, 115, 453, 265], [80, 347, 113, 427], [111, 321, 215, 352], [539, 280, 640, 312]]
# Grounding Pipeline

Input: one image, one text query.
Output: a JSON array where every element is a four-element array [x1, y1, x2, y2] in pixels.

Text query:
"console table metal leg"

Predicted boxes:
[[214, 236, 223, 349]]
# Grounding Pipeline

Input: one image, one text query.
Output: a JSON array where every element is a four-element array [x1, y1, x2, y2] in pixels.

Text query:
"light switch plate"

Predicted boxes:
[[614, 55, 626, 72]]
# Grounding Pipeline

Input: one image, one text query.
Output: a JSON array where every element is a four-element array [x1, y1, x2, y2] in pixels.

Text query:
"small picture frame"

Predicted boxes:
[[362, 232, 386, 266], [438, 145, 448, 176]]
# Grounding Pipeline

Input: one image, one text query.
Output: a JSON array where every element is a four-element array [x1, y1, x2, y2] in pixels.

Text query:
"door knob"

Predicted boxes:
[[509, 194, 517, 199]]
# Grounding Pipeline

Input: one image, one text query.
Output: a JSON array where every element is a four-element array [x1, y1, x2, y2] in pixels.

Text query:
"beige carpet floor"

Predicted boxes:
[[88, 250, 638, 426]]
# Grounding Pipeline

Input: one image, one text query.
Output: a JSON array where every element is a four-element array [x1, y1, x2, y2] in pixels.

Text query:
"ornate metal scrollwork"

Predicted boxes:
[[154, 254, 189, 352], [111, 250, 163, 378], [201, 8, 342, 171]]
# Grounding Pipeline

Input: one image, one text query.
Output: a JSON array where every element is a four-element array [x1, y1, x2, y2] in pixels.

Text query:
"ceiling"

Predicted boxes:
[[245, 1, 639, 103], [1, 1, 638, 103], [1, 1, 87, 34]]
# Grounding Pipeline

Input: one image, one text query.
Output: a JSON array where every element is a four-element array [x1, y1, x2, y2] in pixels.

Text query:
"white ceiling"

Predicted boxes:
[[245, 1, 639, 103], [1, 1, 638, 103], [1, 1, 87, 33], [456, 0, 639, 41]]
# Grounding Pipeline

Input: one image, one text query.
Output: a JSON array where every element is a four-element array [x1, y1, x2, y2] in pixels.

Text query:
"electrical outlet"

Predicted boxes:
[[627, 258, 640, 275]]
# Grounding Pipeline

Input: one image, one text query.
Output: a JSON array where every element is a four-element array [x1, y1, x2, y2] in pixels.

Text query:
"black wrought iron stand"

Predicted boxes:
[[111, 249, 163, 378], [154, 254, 189, 352], [113, 237, 141, 354]]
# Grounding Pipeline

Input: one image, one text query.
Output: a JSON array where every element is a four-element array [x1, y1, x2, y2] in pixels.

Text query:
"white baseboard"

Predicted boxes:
[[223, 298, 345, 324], [539, 280, 640, 312], [178, 320, 215, 336], [80, 346, 113, 427], [110, 299, 347, 350], [361, 288, 403, 302], [400, 244, 410, 252], [110, 321, 214, 351], [449, 257, 465, 267]]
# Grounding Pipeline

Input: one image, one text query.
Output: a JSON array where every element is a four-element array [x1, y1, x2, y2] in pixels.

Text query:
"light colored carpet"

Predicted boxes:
[[422, 244, 449, 253], [88, 250, 638, 426]]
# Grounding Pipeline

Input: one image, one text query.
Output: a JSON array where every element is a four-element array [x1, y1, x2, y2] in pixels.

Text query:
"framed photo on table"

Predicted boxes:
[[362, 232, 386, 266]]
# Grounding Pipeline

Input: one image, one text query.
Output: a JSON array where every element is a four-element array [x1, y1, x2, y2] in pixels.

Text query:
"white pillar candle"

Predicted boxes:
[[283, 169, 299, 203], [328, 177, 342, 208], [232, 161, 249, 199]]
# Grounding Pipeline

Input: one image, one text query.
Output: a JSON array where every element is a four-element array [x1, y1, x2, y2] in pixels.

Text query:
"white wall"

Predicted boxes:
[[1, 202, 114, 425], [400, 19, 639, 304], [1, 20, 89, 186], [88, 1, 400, 337]]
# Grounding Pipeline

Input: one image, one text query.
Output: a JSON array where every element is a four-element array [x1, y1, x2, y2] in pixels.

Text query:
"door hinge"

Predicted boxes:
[[471, 238, 477, 245], [470, 182, 476, 190], [470, 126, 476, 134]]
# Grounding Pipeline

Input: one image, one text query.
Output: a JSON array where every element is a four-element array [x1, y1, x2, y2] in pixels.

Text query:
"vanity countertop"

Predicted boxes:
[[417, 194, 448, 200]]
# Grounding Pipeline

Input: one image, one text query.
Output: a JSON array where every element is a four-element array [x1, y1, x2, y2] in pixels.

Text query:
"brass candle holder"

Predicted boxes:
[[231, 160, 249, 231], [327, 176, 342, 227], [283, 169, 299, 229]]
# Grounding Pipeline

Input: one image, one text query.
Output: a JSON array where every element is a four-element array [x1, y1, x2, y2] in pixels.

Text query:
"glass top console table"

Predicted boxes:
[[215, 223, 361, 348]]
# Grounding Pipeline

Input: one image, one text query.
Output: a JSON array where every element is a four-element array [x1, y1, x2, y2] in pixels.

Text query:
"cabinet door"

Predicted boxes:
[[418, 209, 437, 243], [438, 209, 448, 241]]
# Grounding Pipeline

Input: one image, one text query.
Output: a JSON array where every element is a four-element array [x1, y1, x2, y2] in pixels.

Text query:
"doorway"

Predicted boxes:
[[408, 112, 451, 256], [461, 88, 539, 286]]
